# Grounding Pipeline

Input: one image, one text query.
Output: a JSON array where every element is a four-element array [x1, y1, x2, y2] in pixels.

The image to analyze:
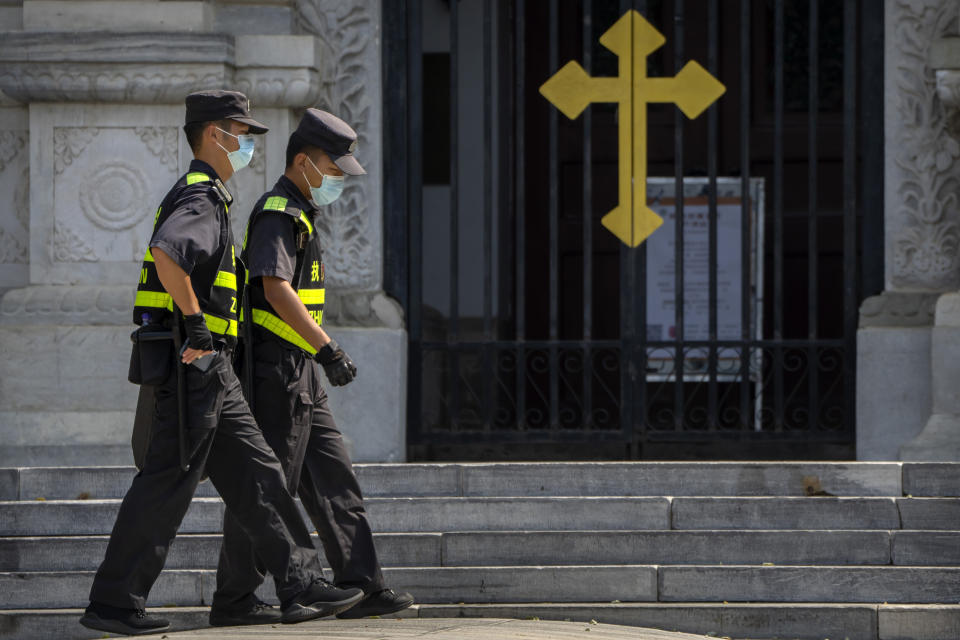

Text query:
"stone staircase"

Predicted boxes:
[[1, 462, 959, 640]]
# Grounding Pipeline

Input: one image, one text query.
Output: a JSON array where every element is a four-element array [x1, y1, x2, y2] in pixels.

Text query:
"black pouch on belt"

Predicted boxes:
[[128, 325, 174, 385]]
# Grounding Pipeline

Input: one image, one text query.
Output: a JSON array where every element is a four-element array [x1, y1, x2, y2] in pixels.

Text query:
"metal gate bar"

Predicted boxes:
[[673, 0, 686, 432], [514, 0, 527, 432], [582, 0, 594, 430], [843, 0, 858, 436], [773, 0, 785, 432], [738, 0, 751, 431], [808, 0, 820, 436], [447, 0, 460, 431], [548, 0, 560, 432], [482, 0, 494, 432], [707, 0, 719, 432]]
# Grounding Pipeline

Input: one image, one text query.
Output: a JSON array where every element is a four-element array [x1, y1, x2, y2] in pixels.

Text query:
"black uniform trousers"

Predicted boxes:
[[212, 336, 384, 612], [89, 350, 323, 611]]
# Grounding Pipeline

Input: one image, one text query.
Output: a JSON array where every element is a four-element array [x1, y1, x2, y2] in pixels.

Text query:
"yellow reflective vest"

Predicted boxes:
[[240, 193, 325, 355], [133, 171, 240, 348]]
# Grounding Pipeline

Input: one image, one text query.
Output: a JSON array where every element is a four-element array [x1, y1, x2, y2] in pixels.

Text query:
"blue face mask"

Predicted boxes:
[[216, 127, 255, 172], [303, 157, 345, 205]]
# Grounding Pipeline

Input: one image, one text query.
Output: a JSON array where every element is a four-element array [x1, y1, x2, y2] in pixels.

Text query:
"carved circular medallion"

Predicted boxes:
[[79, 163, 148, 231]]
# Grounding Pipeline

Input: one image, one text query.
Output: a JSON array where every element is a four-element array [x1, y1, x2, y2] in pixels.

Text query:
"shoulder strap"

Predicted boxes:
[[184, 172, 233, 206]]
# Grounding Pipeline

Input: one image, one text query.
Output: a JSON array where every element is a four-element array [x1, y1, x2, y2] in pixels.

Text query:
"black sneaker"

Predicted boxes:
[[336, 589, 415, 619], [280, 577, 364, 624], [79, 601, 170, 636], [209, 598, 281, 627]]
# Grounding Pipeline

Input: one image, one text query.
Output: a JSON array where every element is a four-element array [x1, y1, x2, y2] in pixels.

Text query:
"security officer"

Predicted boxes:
[[210, 109, 414, 624], [80, 92, 363, 636]]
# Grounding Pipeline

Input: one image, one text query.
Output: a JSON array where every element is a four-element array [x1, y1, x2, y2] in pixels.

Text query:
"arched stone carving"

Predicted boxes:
[[294, 0, 381, 291], [889, 0, 960, 290]]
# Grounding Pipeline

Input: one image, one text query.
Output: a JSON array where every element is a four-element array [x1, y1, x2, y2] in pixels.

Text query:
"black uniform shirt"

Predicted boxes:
[[247, 175, 318, 284], [149, 159, 230, 309]]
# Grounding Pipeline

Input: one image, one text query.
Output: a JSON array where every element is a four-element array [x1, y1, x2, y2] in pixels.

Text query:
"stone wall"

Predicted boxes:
[[0, 0, 405, 465], [858, 0, 960, 460]]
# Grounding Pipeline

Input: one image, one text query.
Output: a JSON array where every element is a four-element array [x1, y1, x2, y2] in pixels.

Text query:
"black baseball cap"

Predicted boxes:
[[292, 108, 365, 175], [184, 90, 268, 134]]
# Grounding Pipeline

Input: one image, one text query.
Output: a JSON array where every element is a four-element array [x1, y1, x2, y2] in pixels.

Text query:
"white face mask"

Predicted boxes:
[[302, 156, 345, 205]]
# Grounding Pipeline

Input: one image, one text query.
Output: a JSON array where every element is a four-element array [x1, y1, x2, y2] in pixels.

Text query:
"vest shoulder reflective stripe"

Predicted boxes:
[[250, 308, 318, 355], [186, 172, 211, 185], [263, 196, 288, 212]]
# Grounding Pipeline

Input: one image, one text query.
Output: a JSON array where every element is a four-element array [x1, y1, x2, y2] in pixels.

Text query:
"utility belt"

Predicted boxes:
[[128, 323, 232, 386]]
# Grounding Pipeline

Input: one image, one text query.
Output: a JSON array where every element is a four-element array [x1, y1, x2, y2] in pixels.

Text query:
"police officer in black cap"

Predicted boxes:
[[81, 92, 364, 636], [211, 108, 414, 623]]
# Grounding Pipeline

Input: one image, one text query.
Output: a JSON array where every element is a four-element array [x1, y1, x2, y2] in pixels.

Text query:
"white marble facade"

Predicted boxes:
[[0, 0, 405, 465], [858, 0, 960, 461]]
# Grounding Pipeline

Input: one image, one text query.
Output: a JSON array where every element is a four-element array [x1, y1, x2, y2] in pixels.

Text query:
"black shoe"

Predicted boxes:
[[336, 589, 415, 619], [79, 601, 170, 636], [209, 598, 281, 627], [280, 578, 364, 624]]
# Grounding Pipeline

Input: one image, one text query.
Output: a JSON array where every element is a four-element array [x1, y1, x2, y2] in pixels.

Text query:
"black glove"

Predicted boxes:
[[314, 338, 358, 386], [182, 312, 214, 351]]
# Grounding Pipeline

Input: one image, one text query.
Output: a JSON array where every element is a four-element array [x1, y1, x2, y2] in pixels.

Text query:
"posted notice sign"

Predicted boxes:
[[643, 178, 764, 379]]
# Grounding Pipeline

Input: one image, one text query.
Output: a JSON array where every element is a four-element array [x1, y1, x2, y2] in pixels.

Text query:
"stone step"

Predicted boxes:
[[674, 497, 960, 530], [5, 566, 960, 611], [0, 567, 659, 609], [892, 531, 960, 565], [0, 461, 925, 500], [0, 445, 132, 469], [6, 495, 955, 536], [0, 533, 439, 572], [0, 497, 672, 535], [3, 603, 958, 640], [902, 463, 960, 497], [658, 566, 960, 603], [1, 529, 920, 572]]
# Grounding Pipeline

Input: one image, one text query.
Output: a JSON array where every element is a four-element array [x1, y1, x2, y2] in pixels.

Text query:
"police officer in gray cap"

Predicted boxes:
[[81, 93, 364, 636], [211, 108, 414, 625]]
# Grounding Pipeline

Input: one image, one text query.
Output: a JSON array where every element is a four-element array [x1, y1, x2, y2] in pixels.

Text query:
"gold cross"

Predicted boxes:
[[539, 10, 726, 248]]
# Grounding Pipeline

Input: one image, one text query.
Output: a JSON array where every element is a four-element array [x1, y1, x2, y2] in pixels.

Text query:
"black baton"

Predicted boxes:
[[241, 288, 256, 413], [171, 306, 189, 472]]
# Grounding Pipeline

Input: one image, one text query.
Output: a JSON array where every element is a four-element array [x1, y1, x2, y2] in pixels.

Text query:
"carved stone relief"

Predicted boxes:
[[0, 132, 28, 266], [53, 221, 97, 263], [0, 130, 25, 173], [134, 127, 178, 169], [235, 68, 322, 108], [0, 64, 230, 105], [889, 0, 960, 290], [15, 167, 29, 231], [79, 162, 150, 231], [52, 127, 176, 265], [295, 0, 381, 290], [53, 127, 99, 176]]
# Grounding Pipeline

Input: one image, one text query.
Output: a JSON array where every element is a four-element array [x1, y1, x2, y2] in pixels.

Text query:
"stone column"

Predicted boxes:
[[857, 0, 960, 460], [0, 0, 404, 465], [292, 0, 407, 463], [899, 8, 960, 460]]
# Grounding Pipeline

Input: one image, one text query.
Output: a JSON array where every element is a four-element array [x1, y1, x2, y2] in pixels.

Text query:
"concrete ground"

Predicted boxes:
[[141, 618, 718, 639]]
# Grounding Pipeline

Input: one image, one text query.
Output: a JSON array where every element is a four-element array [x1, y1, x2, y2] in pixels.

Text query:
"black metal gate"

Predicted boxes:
[[383, 0, 884, 461]]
